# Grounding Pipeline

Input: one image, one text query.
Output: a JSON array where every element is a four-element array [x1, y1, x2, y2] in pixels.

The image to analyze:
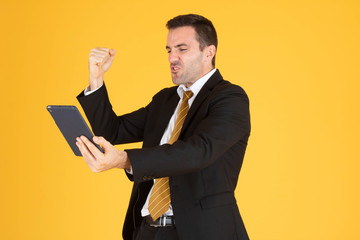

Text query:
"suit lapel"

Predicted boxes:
[[151, 88, 180, 146], [180, 70, 223, 136]]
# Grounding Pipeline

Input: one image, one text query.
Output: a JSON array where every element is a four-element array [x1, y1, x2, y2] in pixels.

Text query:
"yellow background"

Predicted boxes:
[[1, 0, 359, 239]]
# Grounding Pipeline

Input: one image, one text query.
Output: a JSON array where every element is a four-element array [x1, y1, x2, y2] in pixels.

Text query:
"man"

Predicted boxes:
[[76, 14, 250, 240]]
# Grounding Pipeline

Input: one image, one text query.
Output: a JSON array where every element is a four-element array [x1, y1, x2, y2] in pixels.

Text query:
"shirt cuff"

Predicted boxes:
[[126, 166, 133, 175], [84, 83, 103, 96]]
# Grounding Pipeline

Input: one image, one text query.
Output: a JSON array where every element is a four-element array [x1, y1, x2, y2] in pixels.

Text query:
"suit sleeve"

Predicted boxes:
[[127, 85, 251, 183], [77, 83, 149, 145]]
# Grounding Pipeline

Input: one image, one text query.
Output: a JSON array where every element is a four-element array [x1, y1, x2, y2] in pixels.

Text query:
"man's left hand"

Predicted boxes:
[[76, 136, 130, 172]]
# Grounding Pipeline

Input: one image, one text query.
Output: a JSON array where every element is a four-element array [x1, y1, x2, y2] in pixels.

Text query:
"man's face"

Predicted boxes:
[[166, 26, 211, 87]]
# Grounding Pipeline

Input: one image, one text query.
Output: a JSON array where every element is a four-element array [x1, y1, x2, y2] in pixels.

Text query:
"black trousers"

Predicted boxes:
[[134, 218, 179, 240]]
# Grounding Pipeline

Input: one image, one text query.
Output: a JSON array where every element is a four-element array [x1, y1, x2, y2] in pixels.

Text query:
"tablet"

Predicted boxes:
[[47, 105, 103, 156]]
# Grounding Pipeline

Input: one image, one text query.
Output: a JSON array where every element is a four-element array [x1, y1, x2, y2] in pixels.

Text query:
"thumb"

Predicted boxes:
[[109, 49, 116, 57], [93, 136, 111, 149]]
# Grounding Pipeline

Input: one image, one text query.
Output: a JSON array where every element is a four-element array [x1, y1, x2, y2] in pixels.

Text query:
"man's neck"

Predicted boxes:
[[184, 67, 215, 88]]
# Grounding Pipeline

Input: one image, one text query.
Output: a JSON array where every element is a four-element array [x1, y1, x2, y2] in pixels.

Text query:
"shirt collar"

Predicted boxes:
[[177, 68, 217, 100]]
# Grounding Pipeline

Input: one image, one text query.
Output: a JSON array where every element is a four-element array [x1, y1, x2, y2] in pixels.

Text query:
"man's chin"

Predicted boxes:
[[171, 76, 182, 85]]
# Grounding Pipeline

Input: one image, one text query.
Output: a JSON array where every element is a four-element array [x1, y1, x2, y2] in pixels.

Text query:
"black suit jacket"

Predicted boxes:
[[77, 70, 251, 240]]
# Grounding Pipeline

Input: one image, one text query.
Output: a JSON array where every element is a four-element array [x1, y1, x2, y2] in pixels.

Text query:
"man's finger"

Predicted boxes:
[[109, 49, 116, 56], [93, 136, 107, 145], [93, 47, 110, 53], [93, 136, 112, 152], [89, 57, 107, 65], [76, 139, 100, 172], [89, 52, 109, 59], [89, 53, 110, 65], [76, 138, 96, 163], [80, 136, 104, 159]]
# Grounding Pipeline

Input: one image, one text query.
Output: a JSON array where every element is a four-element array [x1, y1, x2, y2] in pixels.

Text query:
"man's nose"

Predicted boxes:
[[168, 51, 179, 63]]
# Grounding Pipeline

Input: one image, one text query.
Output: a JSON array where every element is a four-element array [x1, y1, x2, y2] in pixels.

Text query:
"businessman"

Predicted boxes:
[[76, 14, 251, 240]]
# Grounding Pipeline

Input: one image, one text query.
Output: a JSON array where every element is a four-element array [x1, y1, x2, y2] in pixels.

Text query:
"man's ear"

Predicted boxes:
[[205, 45, 216, 62]]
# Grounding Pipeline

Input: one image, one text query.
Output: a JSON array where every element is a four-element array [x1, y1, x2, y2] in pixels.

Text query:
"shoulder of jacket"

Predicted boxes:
[[212, 79, 249, 100], [149, 86, 178, 103]]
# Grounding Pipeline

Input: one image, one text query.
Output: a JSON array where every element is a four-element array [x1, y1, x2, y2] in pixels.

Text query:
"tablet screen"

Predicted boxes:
[[47, 105, 103, 156]]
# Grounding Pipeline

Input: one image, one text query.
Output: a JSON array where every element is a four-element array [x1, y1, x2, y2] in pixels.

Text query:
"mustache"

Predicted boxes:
[[170, 62, 182, 67]]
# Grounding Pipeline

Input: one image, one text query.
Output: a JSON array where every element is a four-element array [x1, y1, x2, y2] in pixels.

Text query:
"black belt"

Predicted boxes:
[[145, 215, 176, 227]]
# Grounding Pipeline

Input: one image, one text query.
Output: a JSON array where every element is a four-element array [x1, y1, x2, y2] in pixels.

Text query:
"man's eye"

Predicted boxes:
[[180, 49, 187, 52]]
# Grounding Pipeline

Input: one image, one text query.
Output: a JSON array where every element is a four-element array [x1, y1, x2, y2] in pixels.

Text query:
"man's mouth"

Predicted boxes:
[[171, 66, 181, 72]]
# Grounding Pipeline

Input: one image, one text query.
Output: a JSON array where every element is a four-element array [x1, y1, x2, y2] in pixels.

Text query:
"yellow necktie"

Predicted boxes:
[[148, 90, 194, 221]]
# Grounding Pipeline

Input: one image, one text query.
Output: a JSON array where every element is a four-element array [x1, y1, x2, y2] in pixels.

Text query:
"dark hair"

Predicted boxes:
[[166, 14, 218, 66]]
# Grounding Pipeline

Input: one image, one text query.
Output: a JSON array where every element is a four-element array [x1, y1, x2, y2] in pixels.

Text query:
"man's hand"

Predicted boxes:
[[89, 47, 116, 90], [76, 135, 130, 172]]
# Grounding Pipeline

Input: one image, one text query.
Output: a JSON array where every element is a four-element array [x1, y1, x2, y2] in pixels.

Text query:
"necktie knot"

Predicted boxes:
[[183, 91, 193, 102]]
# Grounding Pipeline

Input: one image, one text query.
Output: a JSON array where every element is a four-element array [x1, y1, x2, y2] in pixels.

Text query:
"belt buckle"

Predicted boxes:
[[149, 216, 167, 227], [161, 216, 168, 227]]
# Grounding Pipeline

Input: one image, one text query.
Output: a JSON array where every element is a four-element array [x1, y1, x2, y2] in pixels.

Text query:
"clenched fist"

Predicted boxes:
[[89, 47, 116, 90]]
